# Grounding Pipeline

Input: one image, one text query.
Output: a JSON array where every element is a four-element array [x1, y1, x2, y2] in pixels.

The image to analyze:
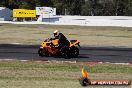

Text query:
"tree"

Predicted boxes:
[[81, 1, 93, 16], [100, 0, 115, 16], [51, 0, 64, 15], [19, 1, 32, 9], [114, 0, 129, 16], [127, 0, 132, 15], [0, 0, 5, 7], [0, 0, 131, 16]]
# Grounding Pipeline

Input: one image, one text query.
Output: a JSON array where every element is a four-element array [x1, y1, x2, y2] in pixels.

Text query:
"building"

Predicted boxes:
[[36, 7, 58, 22], [0, 7, 12, 21]]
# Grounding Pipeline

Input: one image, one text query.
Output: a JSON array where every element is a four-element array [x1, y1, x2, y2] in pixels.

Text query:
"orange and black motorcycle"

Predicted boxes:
[[38, 38, 80, 59]]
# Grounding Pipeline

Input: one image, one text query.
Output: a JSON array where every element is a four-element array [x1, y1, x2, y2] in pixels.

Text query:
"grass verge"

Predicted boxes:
[[0, 61, 131, 88], [0, 24, 132, 47]]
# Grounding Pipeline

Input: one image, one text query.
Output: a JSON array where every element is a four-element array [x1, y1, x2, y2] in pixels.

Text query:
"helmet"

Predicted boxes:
[[53, 30, 59, 37]]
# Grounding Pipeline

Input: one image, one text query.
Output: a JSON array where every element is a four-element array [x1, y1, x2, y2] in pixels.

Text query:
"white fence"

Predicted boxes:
[[0, 16, 132, 27], [53, 16, 132, 27]]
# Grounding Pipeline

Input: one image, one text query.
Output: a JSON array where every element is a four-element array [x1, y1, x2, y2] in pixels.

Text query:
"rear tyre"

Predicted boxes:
[[70, 46, 79, 58], [38, 48, 49, 57]]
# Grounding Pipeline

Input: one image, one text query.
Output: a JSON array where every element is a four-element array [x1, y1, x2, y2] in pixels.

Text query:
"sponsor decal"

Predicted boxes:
[[36, 7, 56, 16], [13, 9, 36, 17], [79, 67, 131, 86]]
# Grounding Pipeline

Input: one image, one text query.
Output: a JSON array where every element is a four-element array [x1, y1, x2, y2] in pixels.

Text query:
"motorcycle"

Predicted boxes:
[[38, 38, 80, 59]]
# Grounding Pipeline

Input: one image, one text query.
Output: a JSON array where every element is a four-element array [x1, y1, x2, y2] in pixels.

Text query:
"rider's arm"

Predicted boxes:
[[58, 33, 67, 41], [50, 38, 56, 40]]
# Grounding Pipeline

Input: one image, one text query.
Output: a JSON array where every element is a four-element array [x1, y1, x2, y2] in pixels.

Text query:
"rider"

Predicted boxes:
[[53, 30, 69, 49]]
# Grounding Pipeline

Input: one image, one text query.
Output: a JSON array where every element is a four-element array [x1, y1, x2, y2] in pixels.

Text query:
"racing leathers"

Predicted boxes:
[[54, 32, 69, 49]]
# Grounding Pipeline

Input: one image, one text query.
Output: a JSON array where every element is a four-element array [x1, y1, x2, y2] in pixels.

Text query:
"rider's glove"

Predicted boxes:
[[55, 45, 59, 48]]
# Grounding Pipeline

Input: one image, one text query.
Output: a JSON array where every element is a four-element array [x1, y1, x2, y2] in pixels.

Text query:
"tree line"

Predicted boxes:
[[0, 0, 132, 16]]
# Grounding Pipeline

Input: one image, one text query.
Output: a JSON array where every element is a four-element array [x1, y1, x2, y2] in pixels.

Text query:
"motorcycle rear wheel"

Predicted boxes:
[[70, 46, 79, 58]]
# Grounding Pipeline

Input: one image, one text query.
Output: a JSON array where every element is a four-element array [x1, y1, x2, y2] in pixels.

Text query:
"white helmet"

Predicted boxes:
[[53, 30, 59, 37]]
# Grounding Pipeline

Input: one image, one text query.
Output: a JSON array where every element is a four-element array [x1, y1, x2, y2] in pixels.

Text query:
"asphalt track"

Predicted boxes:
[[0, 44, 132, 63]]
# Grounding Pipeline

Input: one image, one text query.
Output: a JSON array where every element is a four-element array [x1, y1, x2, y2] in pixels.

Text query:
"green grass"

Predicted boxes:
[[0, 24, 132, 47], [0, 24, 132, 88], [0, 61, 132, 73], [0, 61, 131, 88]]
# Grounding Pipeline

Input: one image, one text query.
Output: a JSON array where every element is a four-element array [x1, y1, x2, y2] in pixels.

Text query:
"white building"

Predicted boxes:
[[0, 7, 12, 21], [36, 7, 58, 22], [36, 7, 56, 17]]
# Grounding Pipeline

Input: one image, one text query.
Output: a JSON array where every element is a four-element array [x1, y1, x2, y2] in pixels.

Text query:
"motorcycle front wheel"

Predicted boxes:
[[38, 48, 49, 57]]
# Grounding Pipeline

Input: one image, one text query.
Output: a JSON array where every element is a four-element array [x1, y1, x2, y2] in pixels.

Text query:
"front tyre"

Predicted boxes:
[[38, 48, 49, 57]]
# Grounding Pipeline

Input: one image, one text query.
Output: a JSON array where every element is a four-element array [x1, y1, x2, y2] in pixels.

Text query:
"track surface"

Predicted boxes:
[[0, 44, 132, 63]]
